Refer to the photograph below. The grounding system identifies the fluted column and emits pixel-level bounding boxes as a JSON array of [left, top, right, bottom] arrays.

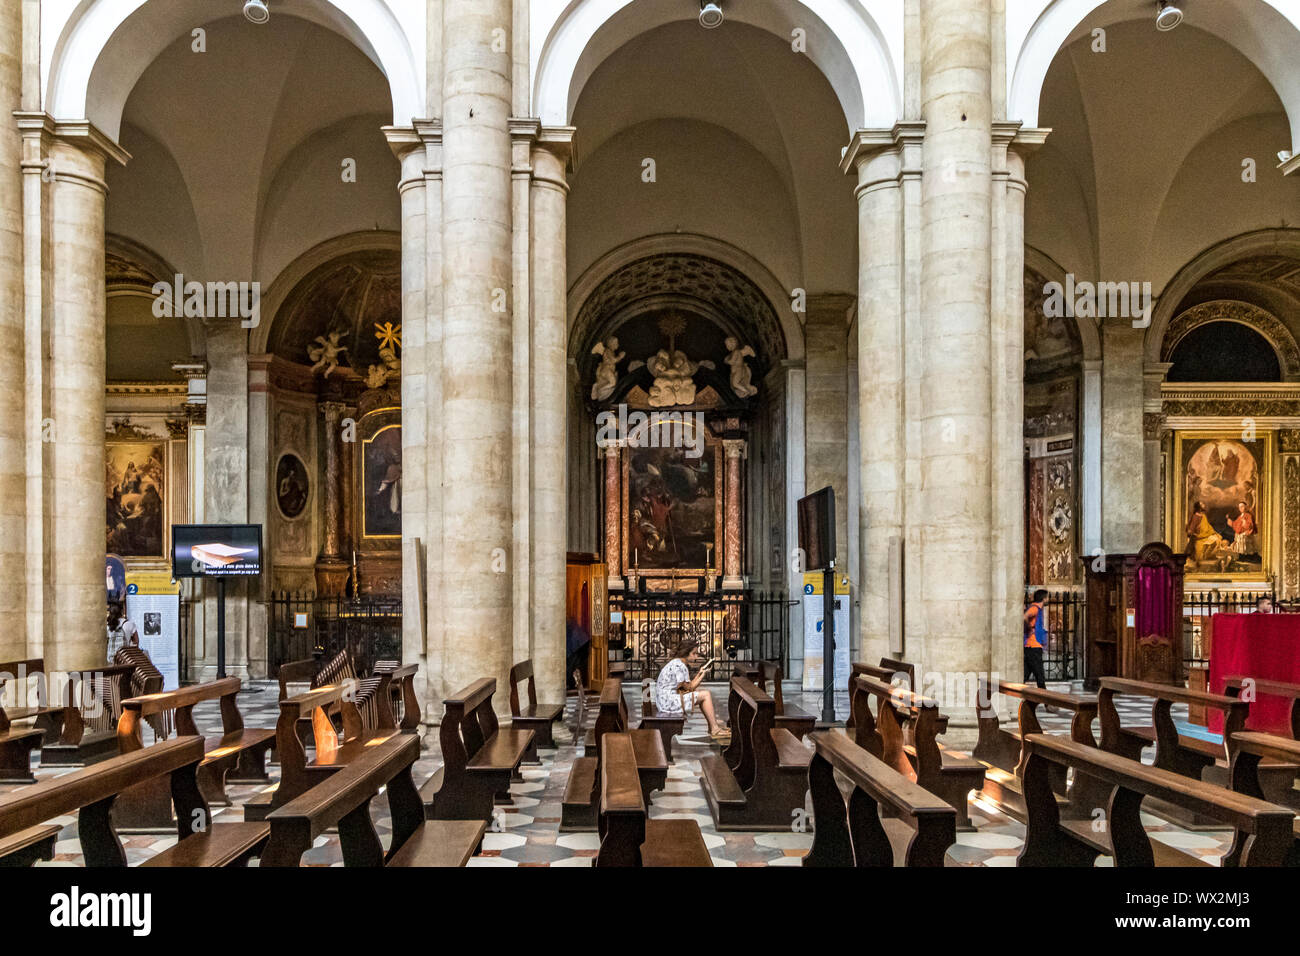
[[723, 439, 746, 589], [530, 131, 572, 704], [919, 0, 993, 682], [440, 0, 514, 697], [47, 129, 123, 671], [0, 0, 24, 662]]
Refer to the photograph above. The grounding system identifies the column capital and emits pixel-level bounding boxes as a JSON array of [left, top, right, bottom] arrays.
[[723, 438, 748, 460], [839, 123, 925, 175], [319, 401, 348, 422], [14, 112, 130, 166]]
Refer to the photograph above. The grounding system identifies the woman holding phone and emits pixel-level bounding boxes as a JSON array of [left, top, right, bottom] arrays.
[[654, 631, 728, 739]]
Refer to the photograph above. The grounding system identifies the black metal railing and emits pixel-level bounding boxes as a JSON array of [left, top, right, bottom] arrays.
[[607, 589, 793, 684], [267, 591, 402, 676], [1027, 589, 1086, 682]]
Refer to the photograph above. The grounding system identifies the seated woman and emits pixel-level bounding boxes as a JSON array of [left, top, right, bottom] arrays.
[[655, 632, 728, 739]]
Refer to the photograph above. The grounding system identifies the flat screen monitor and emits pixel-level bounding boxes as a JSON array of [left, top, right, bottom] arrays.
[[172, 524, 263, 578], [798, 487, 835, 572]]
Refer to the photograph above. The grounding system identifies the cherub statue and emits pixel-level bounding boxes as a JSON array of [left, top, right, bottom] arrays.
[[365, 344, 402, 389], [308, 331, 348, 378], [724, 336, 757, 398], [643, 348, 714, 407], [590, 337, 624, 401]]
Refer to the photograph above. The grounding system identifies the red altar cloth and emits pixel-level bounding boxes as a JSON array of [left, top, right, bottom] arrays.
[[1207, 613, 1300, 735]]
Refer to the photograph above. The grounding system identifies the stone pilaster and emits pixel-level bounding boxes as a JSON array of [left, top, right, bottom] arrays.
[[529, 129, 572, 704], [918, 0, 994, 683], [315, 401, 347, 595], [804, 294, 855, 561], [1143, 362, 1173, 544], [0, 0, 24, 661], [440, 0, 514, 699], [1101, 324, 1146, 552], [723, 439, 747, 589]]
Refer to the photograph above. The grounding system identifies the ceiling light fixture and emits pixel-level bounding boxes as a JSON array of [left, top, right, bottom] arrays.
[[1279, 150, 1294, 164], [1155, 2, 1183, 31], [244, 0, 270, 24], [699, 2, 724, 29]]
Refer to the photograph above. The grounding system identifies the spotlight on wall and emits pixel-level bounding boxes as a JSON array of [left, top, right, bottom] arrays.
[[699, 2, 724, 29], [1280, 151, 1295, 164], [243, 0, 270, 24], [1155, 2, 1183, 31]]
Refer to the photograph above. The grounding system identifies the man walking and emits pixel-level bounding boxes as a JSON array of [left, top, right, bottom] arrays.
[[1023, 588, 1049, 689]]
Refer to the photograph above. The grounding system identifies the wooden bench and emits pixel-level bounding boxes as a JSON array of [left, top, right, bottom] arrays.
[[562, 677, 667, 831], [851, 674, 985, 829], [0, 825, 60, 866], [279, 655, 420, 739], [972, 677, 1101, 820], [423, 678, 534, 826], [749, 660, 816, 739], [637, 679, 685, 762], [509, 659, 564, 760], [0, 736, 269, 867], [701, 676, 811, 830], [1018, 732, 1295, 867], [803, 729, 957, 867], [1226, 731, 1300, 866], [1224, 676, 1300, 739], [1221, 677, 1300, 808], [111, 678, 276, 830], [0, 659, 133, 776], [594, 732, 712, 867], [846, 658, 949, 734], [260, 733, 486, 867], [243, 681, 397, 823]]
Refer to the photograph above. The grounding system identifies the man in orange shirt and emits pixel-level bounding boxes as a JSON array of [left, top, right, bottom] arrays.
[[1023, 588, 1049, 689]]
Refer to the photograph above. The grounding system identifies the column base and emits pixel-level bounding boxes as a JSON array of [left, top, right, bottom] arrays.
[[314, 557, 349, 597], [722, 576, 747, 590]]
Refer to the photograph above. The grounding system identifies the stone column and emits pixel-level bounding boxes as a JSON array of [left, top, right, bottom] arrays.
[[844, 134, 903, 665], [203, 318, 250, 677], [1101, 325, 1146, 552], [0, 0, 24, 662], [603, 443, 622, 585], [1081, 359, 1103, 556], [723, 439, 746, 589], [47, 129, 123, 671], [316, 401, 346, 595], [529, 131, 572, 704], [804, 294, 854, 558], [1143, 362, 1172, 544], [440, 0, 514, 697], [918, 0, 994, 683]]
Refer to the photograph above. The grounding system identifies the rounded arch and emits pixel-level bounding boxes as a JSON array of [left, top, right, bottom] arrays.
[[1008, 0, 1300, 150], [45, 0, 423, 141], [569, 233, 802, 362], [533, 0, 902, 133], [105, 233, 205, 357], [1161, 301, 1300, 381], [1144, 229, 1300, 363], [252, 230, 401, 355], [1025, 245, 1100, 362]]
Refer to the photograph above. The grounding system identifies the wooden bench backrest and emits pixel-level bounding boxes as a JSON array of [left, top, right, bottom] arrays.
[[878, 657, 917, 689], [277, 658, 318, 701], [1224, 677, 1300, 739], [273, 682, 364, 809], [118, 677, 244, 751], [509, 659, 537, 716], [728, 676, 778, 791], [439, 678, 500, 781], [805, 730, 956, 867], [1024, 732, 1294, 864], [261, 733, 424, 867], [1099, 676, 1249, 758], [0, 736, 208, 865], [595, 732, 646, 867], [851, 673, 949, 783]]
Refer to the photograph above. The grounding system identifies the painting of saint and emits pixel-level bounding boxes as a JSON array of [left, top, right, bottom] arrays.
[[363, 424, 401, 537], [1180, 438, 1264, 576], [106, 443, 166, 557], [627, 436, 716, 569], [275, 454, 309, 519]]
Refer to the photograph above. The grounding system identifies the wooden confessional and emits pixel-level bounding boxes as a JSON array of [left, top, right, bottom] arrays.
[[1080, 542, 1185, 690]]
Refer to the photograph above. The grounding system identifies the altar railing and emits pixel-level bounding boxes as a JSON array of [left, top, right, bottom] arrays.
[[267, 590, 402, 676]]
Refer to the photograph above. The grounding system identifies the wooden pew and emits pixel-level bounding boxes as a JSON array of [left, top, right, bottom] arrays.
[[595, 732, 712, 867], [279, 655, 420, 739], [110, 678, 276, 831], [243, 681, 397, 823], [637, 679, 685, 762], [562, 677, 667, 831], [750, 660, 816, 739], [972, 677, 1101, 820], [423, 678, 534, 827], [851, 674, 985, 829], [803, 729, 957, 867], [846, 658, 949, 734], [701, 676, 811, 830], [1226, 731, 1300, 866], [1018, 732, 1295, 867], [1220, 676, 1300, 808], [1224, 676, 1300, 739], [0, 659, 132, 775], [0, 736, 269, 867], [260, 733, 486, 867], [509, 659, 564, 760]]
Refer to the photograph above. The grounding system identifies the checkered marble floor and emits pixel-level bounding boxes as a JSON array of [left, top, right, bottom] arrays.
[[0, 680, 1237, 866]]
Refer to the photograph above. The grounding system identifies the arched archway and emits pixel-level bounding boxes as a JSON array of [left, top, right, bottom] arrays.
[[44, 0, 423, 139], [533, 0, 902, 132]]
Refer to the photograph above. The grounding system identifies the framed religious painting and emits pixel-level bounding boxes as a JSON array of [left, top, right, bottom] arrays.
[[358, 407, 402, 541], [1173, 430, 1273, 582], [106, 441, 167, 558]]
